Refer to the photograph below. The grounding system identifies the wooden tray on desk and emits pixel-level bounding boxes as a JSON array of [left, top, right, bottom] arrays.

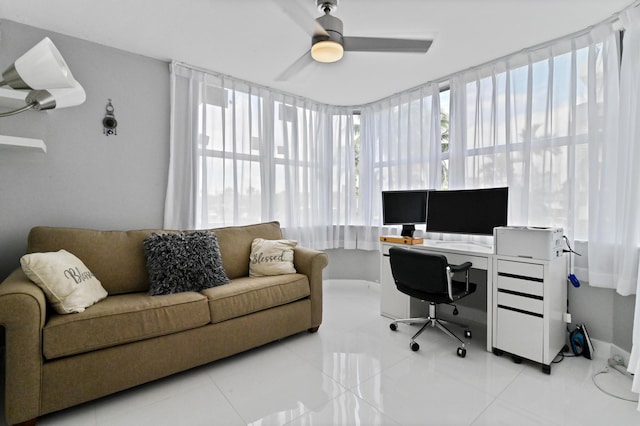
[[379, 236, 424, 245]]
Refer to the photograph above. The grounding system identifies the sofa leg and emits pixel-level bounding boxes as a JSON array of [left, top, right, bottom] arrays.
[[308, 326, 320, 333], [15, 419, 37, 426]]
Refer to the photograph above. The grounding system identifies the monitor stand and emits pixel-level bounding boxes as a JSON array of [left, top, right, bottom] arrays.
[[401, 224, 415, 238]]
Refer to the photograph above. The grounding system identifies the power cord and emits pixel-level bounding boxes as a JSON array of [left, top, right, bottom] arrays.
[[552, 348, 578, 364], [563, 236, 581, 256], [563, 236, 582, 287], [592, 358, 638, 403]]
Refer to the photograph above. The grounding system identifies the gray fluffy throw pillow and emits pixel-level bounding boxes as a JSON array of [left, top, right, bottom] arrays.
[[144, 231, 229, 296]]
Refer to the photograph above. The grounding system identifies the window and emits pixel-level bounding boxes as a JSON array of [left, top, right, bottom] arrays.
[[449, 41, 607, 240], [439, 88, 450, 189]]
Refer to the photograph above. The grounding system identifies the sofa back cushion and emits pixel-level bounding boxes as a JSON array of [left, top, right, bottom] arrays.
[[212, 221, 282, 279], [28, 227, 157, 295], [27, 222, 283, 294]]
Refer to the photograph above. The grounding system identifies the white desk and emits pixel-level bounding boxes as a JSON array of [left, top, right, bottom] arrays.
[[380, 240, 495, 352]]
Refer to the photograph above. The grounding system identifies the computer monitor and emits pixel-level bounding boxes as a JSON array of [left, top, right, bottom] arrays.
[[382, 190, 428, 237], [426, 187, 508, 236]]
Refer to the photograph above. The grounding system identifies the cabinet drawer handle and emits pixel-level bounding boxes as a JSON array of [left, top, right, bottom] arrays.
[[498, 304, 543, 318], [497, 288, 543, 300], [497, 272, 543, 283]]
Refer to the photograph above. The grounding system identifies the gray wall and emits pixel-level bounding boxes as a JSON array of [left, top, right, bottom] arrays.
[[1, 20, 635, 354], [0, 20, 170, 281], [325, 248, 636, 352]]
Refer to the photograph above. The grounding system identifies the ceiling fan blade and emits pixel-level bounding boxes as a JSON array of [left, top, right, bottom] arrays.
[[343, 37, 432, 53], [272, 0, 329, 37], [275, 50, 314, 81]]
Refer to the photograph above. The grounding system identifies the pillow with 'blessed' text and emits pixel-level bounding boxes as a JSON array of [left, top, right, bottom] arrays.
[[249, 238, 297, 277]]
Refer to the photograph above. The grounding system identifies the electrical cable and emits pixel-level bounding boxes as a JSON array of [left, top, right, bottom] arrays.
[[552, 351, 578, 364], [592, 364, 639, 403], [563, 235, 582, 288], [563, 236, 582, 256]]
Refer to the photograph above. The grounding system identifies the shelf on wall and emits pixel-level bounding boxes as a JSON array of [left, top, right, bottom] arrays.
[[0, 135, 46, 153]]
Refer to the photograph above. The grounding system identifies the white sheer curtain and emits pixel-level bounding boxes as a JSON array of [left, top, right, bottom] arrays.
[[613, 5, 640, 408], [589, 6, 640, 297], [448, 23, 617, 247], [358, 84, 442, 249], [165, 62, 356, 249]]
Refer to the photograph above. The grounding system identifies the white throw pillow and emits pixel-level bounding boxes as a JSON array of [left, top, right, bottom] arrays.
[[20, 249, 108, 314], [249, 238, 297, 277]]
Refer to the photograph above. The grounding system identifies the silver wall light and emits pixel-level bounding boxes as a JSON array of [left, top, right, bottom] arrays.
[[0, 37, 86, 117], [102, 99, 117, 136]]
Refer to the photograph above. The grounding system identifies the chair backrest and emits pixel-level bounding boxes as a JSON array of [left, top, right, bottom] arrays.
[[388, 247, 450, 299]]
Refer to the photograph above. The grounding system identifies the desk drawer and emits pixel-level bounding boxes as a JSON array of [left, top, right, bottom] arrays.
[[382, 244, 488, 269], [496, 306, 543, 362], [441, 253, 488, 270], [497, 260, 543, 279], [497, 291, 543, 315], [416, 247, 488, 269], [497, 275, 543, 297]]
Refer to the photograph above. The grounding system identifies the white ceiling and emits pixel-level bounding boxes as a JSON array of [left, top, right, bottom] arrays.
[[0, 0, 633, 106]]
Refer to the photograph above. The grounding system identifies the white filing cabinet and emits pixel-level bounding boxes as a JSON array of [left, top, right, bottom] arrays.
[[492, 255, 567, 374]]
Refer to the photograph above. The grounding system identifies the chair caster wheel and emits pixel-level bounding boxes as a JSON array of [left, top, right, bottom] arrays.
[[511, 355, 522, 364], [464, 329, 472, 339], [410, 342, 420, 351], [389, 323, 397, 331], [457, 347, 466, 358]]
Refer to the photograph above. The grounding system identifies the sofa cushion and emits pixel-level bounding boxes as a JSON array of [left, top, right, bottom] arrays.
[[43, 291, 210, 360], [212, 221, 283, 279], [201, 274, 310, 323], [144, 231, 229, 295], [27, 227, 158, 295], [249, 238, 297, 277], [20, 249, 108, 314]]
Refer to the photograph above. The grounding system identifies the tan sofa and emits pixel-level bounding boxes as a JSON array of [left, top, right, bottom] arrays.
[[0, 221, 328, 426]]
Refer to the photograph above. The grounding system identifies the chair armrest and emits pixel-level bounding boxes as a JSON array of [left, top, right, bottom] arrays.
[[293, 246, 329, 329], [0, 269, 48, 425], [449, 262, 472, 272]]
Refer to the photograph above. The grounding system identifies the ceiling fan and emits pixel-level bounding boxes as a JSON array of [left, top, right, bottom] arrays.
[[275, 0, 433, 80]]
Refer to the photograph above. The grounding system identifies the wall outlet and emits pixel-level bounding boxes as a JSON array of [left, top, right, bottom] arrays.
[[563, 313, 572, 323]]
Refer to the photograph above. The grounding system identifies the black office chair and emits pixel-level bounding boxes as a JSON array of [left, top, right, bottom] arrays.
[[388, 246, 477, 357]]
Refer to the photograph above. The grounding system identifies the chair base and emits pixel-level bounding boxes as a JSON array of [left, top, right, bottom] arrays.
[[390, 302, 471, 357]]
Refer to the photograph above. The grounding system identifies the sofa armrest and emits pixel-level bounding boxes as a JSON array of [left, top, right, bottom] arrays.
[[0, 269, 47, 425], [293, 247, 328, 330]]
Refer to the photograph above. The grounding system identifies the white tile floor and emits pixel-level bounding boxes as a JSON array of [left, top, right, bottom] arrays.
[[7, 279, 640, 426]]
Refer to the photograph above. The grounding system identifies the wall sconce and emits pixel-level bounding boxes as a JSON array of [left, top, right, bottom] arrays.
[[0, 37, 86, 117], [103, 99, 117, 136]]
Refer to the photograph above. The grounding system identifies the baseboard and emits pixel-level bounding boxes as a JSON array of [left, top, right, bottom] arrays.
[[585, 339, 631, 366]]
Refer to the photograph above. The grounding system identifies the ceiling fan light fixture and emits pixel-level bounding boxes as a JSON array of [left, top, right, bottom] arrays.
[[311, 40, 344, 63]]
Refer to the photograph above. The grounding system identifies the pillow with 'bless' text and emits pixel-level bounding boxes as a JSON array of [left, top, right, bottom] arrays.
[[249, 238, 297, 277], [20, 249, 108, 314]]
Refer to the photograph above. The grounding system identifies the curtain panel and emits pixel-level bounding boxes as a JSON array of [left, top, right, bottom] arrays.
[[448, 22, 619, 264], [589, 8, 640, 297], [165, 63, 357, 250], [357, 84, 442, 249], [616, 4, 640, 408]]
